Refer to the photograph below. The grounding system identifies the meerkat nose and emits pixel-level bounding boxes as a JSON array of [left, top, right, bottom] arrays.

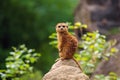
[[61, 28, 63, 30]]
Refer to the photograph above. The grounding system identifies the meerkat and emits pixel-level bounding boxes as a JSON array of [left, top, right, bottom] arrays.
[[56, 22, 82, 71]]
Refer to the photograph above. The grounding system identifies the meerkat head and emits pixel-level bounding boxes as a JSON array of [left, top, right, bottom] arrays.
[[56, 23, 68, 33]]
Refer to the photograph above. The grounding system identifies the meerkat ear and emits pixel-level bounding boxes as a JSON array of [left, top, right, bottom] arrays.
[[65, 22, 69, 28], [66, 26, 68, 28]]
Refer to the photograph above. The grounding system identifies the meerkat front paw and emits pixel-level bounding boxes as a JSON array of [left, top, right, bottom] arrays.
[[59, 48, 62, 52], [60, 57, 65, 60], [55, 58, 60, 62]]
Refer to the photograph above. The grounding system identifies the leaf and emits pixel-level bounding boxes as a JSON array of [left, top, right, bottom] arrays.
[[24, 54, 31, 59], [49, 40, 58, 45], [6, 56, 14, 61], [81, 57, 90, 61], [86, 63, 95, 67], [28, 49, 34, 53], [74, 22, 81, 27], [69, 26, 74, 29], [20, 44, 26, 49], [10, 52, 15, 55], [82, 24, 87, 28], [33, 53, 41, 57], [49, 33, 57, 39], [30, 57, 36, 63], [0, 70, 6, 73], [110, 48, 117, 53]]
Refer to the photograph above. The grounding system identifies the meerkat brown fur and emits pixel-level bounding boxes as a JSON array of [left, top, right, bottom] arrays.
[[56, 23, 82, 70]]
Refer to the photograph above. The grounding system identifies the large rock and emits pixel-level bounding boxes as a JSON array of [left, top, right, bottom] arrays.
[[42, 59, 89, 80]]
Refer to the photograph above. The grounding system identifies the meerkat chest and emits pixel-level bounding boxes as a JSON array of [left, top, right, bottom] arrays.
[[60, 35, 73, 45]]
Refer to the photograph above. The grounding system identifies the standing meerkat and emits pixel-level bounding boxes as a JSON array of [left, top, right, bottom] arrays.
[[56, 22, 82, 70]]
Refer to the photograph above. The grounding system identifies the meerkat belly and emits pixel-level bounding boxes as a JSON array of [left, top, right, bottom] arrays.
[[60, 38, 74, 59]]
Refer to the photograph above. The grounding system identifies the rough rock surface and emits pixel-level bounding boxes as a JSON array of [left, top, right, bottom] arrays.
[[42, 59, 89, 80]]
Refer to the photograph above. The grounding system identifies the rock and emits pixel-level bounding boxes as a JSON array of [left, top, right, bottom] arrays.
[[42, 59, 89, 80]]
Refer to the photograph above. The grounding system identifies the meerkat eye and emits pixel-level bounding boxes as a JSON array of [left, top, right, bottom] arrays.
[[58, 26, 61, 28], [66, 26, 68, 28], [62, 26, 65, 28]]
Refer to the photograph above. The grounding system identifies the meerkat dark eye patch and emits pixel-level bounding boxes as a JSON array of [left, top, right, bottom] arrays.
[[66, 26, 68, 28], [58, 26, 61, 28], [62, 26, 65, 28]]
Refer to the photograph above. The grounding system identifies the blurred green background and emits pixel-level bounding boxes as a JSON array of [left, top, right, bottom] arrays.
[[0, 0, 79, 76]]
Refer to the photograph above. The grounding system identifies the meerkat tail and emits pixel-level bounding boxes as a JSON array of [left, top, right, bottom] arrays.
[[72, 57, 83, 71]]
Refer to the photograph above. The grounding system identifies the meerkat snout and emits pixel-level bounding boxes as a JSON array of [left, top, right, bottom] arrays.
[[60, 28, 63, 30]]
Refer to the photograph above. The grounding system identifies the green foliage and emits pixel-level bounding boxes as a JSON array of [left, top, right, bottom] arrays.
[[78, 31, 117, 74], [19, 71, 42, 80], [0, 45, 41, 80], [49, 22, 119, 79], [49, 33, 57, 48], [94, 72, 120, 80]]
